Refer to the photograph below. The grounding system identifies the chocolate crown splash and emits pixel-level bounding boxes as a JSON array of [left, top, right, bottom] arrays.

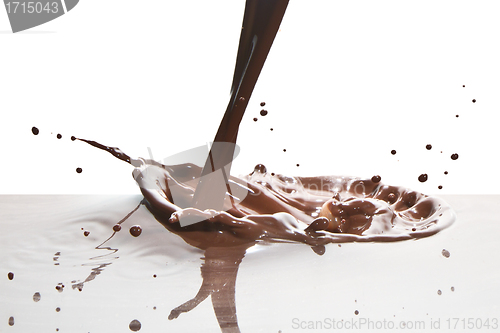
[[76, 135, 454, 332]]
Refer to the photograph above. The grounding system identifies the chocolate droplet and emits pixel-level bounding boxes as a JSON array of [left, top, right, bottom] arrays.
[[8, 316, 14, 326], [426, 144, 432, 150], [391, 150, 397, 155], [253, 164, 267, 174], [451, 153, 459, 160], [354, 310, 359, 315], [437, 290, 442, 295], [130, 225, 142, 237], [71, 136, 76, 141], [442, 249, 450, 258], [260, 110, 268, 116], [76, 167, 83, 173], [56, 307, 61, 312], [371, 175, 381, 183], [472, 99, 476, 103], [451, 286, 455, 292], [438, 185, 443, 190], [444, 171, 448, 175], [129, 319, 142, 331], [418, 174, 428, 183], [33, 292, 41, 302], [253, 117, 258, 122], [260, 102, 266, 107], [57, 134, 62, 139], [8, 272, 14, 280], [270, 128, 273, 131], [83, 231, 90, 237], [113, 224, 122, 232], [283, 149, 286, 152], [31, 127, 39, 135]]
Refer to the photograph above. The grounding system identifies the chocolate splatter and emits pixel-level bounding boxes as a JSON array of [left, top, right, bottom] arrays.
[[426, 144, 432, 150], [56, 307, 61, 312], [472, 99, 476, 103], [33, 292, 41, 302], [83, 231, 90, 237], [451, 286, 455, 292], [354, 310, 359, 315], [260, 102, 266, 106], [76, 167, 83, 173], [253, 117, 258, 122], [113, 224, 122, 232], [130, 225, 142, 237], [444, 171, 448, 175], [57, 134, 62, 139], [71, 136, 76, 141], [371, 175, 381, 183], [418, 174, 428, 183], [260, 109, 268, 116], [129, 319, 141, 331], [8, 316, 14, 326], [438, 185, 443, 190], [7, 272, 14, 280], [451, 153, 459, 160], [391, 150, 397, 155], [31, 127, 39, 135], [437, 290, 442, 295], [442, 249, 450, 258]]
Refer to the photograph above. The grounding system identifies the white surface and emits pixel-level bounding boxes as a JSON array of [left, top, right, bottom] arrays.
[[0, 195, 499, 332], [1, 1, 500, 194]]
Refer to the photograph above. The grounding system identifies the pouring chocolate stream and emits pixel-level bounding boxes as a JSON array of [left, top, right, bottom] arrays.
[[191, 0, 289, 212]]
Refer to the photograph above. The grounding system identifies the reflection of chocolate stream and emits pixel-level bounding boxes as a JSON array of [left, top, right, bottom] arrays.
[[168, 245, 249, 333], [71, 201, 143, 291]]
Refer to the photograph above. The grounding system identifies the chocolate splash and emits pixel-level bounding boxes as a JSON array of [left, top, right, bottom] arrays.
[[76, 135, 454, 331], [66, 1, 454, 331]]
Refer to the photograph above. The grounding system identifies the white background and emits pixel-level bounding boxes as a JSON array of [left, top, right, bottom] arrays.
[[1, 0, 499, 194]]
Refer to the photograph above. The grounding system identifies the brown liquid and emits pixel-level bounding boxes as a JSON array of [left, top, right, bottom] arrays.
[[129, 225, 142, 237], [7, 272, 14, 280], [418, 174, 428, 182], [63, 1, 455, 331], [129, 319, 141, 331]]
